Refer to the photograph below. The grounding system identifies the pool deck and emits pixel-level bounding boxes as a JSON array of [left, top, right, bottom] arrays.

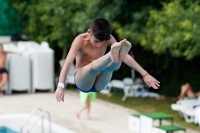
[[0, 90, 199, 133]]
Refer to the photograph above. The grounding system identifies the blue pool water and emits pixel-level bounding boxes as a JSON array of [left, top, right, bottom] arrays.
[[0, 126, 18, 133]]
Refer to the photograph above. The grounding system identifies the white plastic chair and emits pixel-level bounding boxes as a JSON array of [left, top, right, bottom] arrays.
[[122, 78, 134, 101], [110, 80, 124, 89], [194, 106, 200, 126], [122, 77, 152, 101], [18, 41, 55, 93], [109, 79, 125, 101], [2, 43, 31, 94], [7, 54, 31, 94], [108, 77, 150, 101], [100, 82, 112, 95], [171, 99, 200, 123], [109, 78, 141, 101]]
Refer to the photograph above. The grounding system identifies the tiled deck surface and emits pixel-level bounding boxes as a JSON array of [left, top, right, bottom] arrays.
[[0, 90, 199, 133]]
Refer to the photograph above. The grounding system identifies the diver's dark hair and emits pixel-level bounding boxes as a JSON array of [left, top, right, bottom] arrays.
[[90, 18, 111, 41]]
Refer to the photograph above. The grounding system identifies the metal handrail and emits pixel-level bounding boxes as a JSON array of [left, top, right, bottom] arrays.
[[20, 108, 51, 133], [27, 110, 51, 133], [20, 108, 43, 132]]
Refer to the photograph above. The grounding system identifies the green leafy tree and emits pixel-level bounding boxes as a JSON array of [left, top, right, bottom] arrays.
[[7, 0, 200, 97], [8, 0, 92, 55], [141, 0, 200, 60], [0, 0, 22, 35], [7, 0, 166, 53]]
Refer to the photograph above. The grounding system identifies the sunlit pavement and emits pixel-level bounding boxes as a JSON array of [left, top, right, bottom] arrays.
[[0, 90, 199, 133]]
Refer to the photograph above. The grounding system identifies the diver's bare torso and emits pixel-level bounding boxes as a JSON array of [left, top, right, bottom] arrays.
[[75, 33, 111, 71]]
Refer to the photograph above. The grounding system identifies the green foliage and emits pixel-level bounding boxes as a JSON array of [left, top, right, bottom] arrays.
[[141, 0, 200, 60], [7, 0, 200, 60], [159, 56, 200, 96], [7, 0, 166, 52], [6, 0, 200, 97], [8, 0, 129, 52], [7, 0, 93, 52], [0, 0, 22, 35]]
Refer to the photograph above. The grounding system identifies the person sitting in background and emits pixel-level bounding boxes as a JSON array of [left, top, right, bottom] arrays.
[[177, 82, 200, 100], [0, 44, 20, 96], [0, 44, 9, 96]]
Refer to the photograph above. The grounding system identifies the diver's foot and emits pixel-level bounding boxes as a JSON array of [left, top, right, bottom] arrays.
[[119, 39, 132, 61], [110, 42, 123, 63]]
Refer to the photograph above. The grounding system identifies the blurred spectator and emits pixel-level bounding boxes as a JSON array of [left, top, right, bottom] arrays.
[[0, 44, 20, 96], [11, 34, 29, 41], [76, 92, 96, 120], [177, 82, 200, 100], [0, 44, 9, 96], [135, 77, 144, 85]]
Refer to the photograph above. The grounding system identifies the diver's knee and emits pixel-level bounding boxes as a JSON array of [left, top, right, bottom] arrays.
[[106, 61, 121, 71], [90, 61, 100, 72]]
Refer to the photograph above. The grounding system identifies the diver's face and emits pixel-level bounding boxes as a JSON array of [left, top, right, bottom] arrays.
[[89, 34, 106, 48]]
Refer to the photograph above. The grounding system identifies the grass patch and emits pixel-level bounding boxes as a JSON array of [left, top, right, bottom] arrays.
[[96, 92, 200, 131], [67, 86, 200, 131]]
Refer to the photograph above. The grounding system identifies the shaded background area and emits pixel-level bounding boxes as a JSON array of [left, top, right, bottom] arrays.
[[1, 0, 200, 97]]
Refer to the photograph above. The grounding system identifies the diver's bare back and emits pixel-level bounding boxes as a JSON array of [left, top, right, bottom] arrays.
[[75, 33, 109, 71]]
